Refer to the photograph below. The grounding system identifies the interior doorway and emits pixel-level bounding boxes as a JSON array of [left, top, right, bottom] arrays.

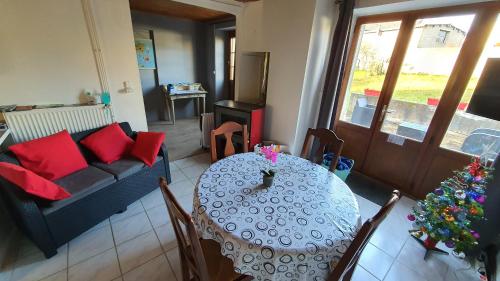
[[129, 0, 236, 161], [226, 30, 236, 100]]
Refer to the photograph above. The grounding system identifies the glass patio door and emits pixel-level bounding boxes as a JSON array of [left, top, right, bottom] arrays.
[[362, 14, 476, 188], [378, 14, 475, 142], [339, 21, 402, 128]]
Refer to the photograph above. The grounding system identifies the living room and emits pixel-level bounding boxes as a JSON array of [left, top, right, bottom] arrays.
[[0, 1, 499, 281]]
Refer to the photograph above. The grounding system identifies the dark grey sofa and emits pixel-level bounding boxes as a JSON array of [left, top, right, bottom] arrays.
[[0, 122, 171, 258]]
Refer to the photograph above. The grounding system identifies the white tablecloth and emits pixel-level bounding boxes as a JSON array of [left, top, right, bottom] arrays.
[[193, 153, 361, 281]]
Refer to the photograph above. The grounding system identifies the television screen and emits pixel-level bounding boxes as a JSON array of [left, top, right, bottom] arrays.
[[467, 58, 500, 121]]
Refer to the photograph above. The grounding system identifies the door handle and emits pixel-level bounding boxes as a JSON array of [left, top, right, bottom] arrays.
[[379, 104, 388, 122]]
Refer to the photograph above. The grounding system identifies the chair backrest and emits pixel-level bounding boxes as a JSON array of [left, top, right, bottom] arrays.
[[159, 177, 210, 281], [328, 190, 401, 281], [210, 121, 248, 163], [300, 128, 344, 172]]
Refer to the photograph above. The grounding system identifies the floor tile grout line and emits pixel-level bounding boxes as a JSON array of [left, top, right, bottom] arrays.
[[34, 269, 67, 281], [164, 251, 180, 281], [111, 199, 178, 275], [109, 217, 125, 277], [66, 239, 116, 270], [381, 235, 415, 281], [120, 249, 165, 276], [112, 215, 153, 246], [358, 264, 381, 281], [141, 184, 180, 279], [32, 244, 69, 281], [367, 240, 396, 260]]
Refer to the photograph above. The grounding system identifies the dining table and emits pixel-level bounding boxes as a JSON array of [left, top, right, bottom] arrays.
[[192, 152, 361, 281]]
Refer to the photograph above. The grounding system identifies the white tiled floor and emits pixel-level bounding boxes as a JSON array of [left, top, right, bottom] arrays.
[[1, 152, 482, 281]]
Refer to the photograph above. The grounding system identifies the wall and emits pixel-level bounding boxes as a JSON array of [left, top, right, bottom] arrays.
[[0, 0, 101, 105], [0, 0, 148, 131], [131, 11, 209, 120], [294, 0, 338, 156], [235, 0, 315, 154]]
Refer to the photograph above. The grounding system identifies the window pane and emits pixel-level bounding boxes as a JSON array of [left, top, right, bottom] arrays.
[[230, 37, 236, 53], [380, 15, 475, 141], [339, 21, 402, 127], [229, 52, 235, 80], [441, 14, 500, 159]]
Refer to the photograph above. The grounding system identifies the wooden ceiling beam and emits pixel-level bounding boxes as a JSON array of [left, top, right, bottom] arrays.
[[129, 0, 234, 22]]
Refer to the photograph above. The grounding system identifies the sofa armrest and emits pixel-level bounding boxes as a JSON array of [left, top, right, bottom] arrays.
[[158, 143, 172, 184], [0, 178, 58, 257]]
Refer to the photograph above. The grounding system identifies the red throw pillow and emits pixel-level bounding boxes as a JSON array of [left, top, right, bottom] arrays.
[[130, 132, 165, 167], [0, 162, 71, 200], [80, 123, 134, 164], [10, 130, 88, 180]]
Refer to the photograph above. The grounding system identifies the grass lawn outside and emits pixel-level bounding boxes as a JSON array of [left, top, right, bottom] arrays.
[[349, 70, 478, 104]]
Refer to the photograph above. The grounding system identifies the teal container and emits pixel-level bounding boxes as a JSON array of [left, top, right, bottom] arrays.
[[334, 164, 354, 182], [101, 91, 111, 105], [322, 153, 354, 182]]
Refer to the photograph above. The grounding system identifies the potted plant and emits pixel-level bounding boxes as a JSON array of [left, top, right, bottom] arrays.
[[260, 146, 277, 187]]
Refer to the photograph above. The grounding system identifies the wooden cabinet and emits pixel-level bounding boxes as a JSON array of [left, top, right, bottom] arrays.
[[214, 100, 265, 151]]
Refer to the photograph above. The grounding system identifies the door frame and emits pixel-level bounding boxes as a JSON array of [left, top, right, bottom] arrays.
[[225, 30, 236, 100], [333, 2, 500, 196]]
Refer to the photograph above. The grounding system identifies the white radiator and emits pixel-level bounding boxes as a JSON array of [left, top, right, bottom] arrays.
[[3, 105, 113, 143], [201, 113, 214, 148]]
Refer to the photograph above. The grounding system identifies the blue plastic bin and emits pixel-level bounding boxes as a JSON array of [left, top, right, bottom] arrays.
[[322, 153, 354, 181]]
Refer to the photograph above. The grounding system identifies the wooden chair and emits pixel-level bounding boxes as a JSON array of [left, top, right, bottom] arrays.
[[300, 128, 344, 172], [327, 190, 401, 281], [210, 121, 248, 163], [159, 177, 252, 281]]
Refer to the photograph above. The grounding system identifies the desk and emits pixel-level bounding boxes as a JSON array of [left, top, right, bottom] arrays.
[[161, 86, 207, 125]]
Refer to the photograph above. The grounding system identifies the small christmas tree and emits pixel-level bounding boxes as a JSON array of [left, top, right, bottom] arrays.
[[407, 158, 493, 255]]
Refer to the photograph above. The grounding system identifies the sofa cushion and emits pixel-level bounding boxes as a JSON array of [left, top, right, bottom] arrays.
[[130, 132, 165, 167], [80, 123, 134, 164], [71, 122, 133, 163], [92, 158, 145, 180], [0, 162, 71, 200], [41, 166, 116, 215], [9, 130, 88, 180]]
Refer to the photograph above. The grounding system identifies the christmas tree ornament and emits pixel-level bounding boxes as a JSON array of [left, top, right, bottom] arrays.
[[407, 158, 493, 260]]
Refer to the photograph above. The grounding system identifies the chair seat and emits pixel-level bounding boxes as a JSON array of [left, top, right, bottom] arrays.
[[197, 239, 246, 281]]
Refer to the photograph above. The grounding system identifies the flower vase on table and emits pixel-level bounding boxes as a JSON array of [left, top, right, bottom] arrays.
[[259, 145, 278, 188]]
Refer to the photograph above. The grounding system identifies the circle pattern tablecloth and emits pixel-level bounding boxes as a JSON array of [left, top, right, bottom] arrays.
[[193, 153, 361, 281]]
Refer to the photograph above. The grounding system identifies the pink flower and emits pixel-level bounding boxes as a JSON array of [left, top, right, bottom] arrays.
[[270, 152, 277, 163], [261, 146, 278, 163]]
